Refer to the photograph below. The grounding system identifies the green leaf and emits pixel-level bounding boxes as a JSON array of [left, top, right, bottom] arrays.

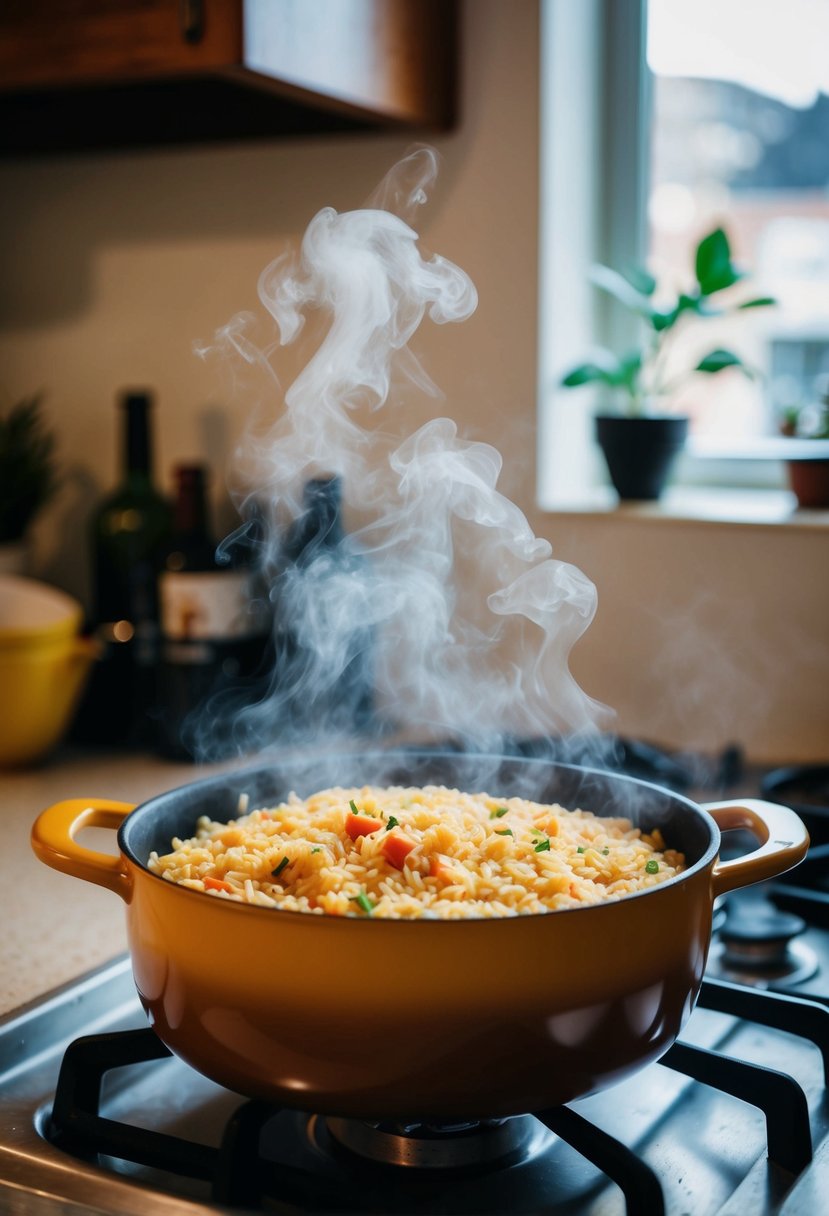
[[589, 264, 655, 317], [561, 359, 620, 388], [651, 308, 678, 333], [737, 296, 776, 310], [694, 349, 744, 374], [695, 228, 744, 295], [621, 266, 657, 296], [677, 293, 703, 315]]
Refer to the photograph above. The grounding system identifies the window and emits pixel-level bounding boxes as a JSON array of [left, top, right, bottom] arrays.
[[538, 0, 829, 507], [648, 0, 829, 448]]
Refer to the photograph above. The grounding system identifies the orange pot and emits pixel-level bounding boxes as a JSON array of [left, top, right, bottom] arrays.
[[31, 753, 808, 1118]]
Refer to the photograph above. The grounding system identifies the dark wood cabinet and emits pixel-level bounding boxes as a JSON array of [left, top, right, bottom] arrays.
[[0, 0, 457, 155]]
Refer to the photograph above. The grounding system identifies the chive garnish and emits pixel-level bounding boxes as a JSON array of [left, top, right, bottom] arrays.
[[386, 815, 399, 832], [351, 890, 375, 915], [495, 828, 513, 837], [534, 839, 551, 853], [646, 858, 659, 874], [602, 848, 610, 856], [577, 846, 586, 854], [490, 806, 508, 819], [311, 847, 322, 854], [271, 856, 290, 878], [349, 799, 360, 815]]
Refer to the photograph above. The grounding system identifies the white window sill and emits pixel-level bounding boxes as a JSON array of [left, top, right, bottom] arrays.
[[541, 486, 829, 530]]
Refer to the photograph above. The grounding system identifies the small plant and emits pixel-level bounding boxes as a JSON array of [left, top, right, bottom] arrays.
[[0, 396, 59, 543], [778, 380, 829, 439], [561, 227, 775, 416]]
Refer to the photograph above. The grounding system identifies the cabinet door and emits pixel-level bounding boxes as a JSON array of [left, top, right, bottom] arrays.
[[0, 0, 242, 91]]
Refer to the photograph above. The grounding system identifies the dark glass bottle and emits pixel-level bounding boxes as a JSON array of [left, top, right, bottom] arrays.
[[156, 465, 269, 759], [276, 475, 374, 738], [81, 389, 171, 745]]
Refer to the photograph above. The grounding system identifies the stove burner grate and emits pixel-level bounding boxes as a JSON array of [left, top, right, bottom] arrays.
[[40, 977, 829, 1214]]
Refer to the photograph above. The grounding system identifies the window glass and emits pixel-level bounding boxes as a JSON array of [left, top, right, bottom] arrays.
[[647, 0, 829, 445]]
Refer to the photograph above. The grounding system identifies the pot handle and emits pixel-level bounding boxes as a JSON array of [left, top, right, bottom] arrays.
[[704, 799, 809, 897], [31, 798, 135, 902]]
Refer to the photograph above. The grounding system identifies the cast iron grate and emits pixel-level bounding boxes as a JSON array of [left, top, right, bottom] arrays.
[[45, 978, 829, 1214]]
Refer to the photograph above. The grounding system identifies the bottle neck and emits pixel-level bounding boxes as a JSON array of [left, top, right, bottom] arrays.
[[296, 477, 345, 551], [122, 395, 154, 483], [173, 468, 210, 539]]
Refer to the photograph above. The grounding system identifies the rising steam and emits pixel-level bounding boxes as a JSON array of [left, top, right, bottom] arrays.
[[192, 147, 608, 760]]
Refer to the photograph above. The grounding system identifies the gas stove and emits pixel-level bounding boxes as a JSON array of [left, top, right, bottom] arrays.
[[3, 758, 829, 1215]]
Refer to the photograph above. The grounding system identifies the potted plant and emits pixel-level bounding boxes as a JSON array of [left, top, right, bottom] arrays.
[[0, 396, 59, 572], [560, 227, 775, 500], [778, 386, 829, 508]]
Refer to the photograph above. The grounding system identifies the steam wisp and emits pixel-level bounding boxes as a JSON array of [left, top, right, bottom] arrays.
[[193, 148, 608, 760]]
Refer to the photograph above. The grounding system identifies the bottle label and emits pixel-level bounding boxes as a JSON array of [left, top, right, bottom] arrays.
[[160, 571, 266, 641]]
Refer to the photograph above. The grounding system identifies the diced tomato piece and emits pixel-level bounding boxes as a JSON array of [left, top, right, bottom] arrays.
[[380, 832, 416, 870], [204, 876, 233, 893], [345, 812, 382, 840]]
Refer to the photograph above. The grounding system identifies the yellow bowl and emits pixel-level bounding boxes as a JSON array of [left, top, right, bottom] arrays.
[[0, 576, 96, 767]]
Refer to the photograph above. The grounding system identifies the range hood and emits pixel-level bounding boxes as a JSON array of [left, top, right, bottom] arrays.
[[0, 0, 457, 156]]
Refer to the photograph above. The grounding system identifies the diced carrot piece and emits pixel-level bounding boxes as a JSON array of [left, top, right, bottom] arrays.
[[345, 812, 382, 840], [380, 832, 416, 870], [429, 855, 452, 881], [204, 876, 233, 893]]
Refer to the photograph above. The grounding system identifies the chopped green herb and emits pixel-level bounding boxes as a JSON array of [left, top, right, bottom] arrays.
[[577, 846, 586, 854], [351, 890, 375, 915], [271, 856, 290, 878], [645, 858, 659, 874], [602, 848, 610, 856], [349, 799, 360, 815], [385, 815, 399, 832], [534, 839, 551, 853], [311, 847, 322, 854], [490, 806, 509, 819], [495, 828, 513, 837]]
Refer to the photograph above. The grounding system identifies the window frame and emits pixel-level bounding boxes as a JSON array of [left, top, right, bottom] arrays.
[[537, 0, 791, 510]]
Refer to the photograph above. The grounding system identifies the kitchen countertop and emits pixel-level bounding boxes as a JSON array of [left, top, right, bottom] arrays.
[[0, 747, 232, 1018]]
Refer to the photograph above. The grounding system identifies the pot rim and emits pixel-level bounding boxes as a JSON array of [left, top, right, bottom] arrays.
[[118, 751, 721, 925]]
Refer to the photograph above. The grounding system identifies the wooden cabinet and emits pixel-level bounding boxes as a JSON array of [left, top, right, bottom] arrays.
[[0, 0, 457, 155]]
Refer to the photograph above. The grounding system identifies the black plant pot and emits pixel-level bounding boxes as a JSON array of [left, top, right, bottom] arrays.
[[595, 415, 689, 501]]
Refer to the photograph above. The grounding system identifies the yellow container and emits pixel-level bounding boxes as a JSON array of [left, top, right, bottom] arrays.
[[0, 575, 95, 767]]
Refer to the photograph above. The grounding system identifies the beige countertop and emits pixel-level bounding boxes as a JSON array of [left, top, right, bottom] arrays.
[[0, 747, 231, 1018]]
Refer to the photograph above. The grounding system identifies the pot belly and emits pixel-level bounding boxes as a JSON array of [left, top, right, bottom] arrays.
[[136, 976, 694, 1117], [126, 868, 712, 1117]]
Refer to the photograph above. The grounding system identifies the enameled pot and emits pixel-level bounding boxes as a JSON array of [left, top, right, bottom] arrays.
[[31, 751, 808, 1119]]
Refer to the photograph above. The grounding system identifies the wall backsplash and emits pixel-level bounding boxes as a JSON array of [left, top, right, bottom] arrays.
[[1, 0, 826, 764]]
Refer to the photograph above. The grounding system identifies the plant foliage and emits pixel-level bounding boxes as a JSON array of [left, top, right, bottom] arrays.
[[0, 396, 59, 542], [560, 227, 775, 416]]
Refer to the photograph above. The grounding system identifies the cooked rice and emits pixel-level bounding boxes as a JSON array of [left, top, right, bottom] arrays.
[[147, 784, 685, 920]]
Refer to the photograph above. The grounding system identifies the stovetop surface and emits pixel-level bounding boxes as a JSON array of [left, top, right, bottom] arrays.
[[2, 946, 828, 1216], [3, 751, 829, 1216]]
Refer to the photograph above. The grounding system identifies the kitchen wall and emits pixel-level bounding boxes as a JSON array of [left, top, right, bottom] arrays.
[[0, 0, 826, 764]]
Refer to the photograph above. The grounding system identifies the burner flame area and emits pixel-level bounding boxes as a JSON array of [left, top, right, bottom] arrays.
[[321, 1114, 542, 1170]]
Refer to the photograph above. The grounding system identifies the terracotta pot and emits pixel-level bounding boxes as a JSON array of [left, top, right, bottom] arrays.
[[31, 752, 807, 1118], [595, 415, 689, 501], [786, 458, 829, 509]]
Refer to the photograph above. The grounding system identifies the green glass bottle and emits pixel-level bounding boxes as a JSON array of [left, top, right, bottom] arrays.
[[85, 389, 172, 744]]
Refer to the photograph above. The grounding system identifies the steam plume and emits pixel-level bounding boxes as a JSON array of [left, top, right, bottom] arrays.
[[192, 147, 608, 759]]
